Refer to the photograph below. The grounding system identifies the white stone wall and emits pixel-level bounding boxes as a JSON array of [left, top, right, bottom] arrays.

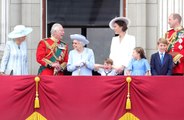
[[127, 0, 159, 61]]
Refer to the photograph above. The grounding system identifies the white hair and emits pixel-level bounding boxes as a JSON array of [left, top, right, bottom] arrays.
[[50, 23, 62, 35]]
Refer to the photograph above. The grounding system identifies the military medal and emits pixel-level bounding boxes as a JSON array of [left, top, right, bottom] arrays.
[[178, 45, 183, 50], [178, 37, 183, 50], [179, 38, 183, 43]]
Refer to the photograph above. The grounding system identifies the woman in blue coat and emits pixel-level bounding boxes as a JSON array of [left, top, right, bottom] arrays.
[[67, 34, 95, 76], [0, 25, 32, 75]]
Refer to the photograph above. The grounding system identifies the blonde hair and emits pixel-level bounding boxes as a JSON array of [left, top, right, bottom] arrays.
[[104, 58, 113, 65], [157, 38, 168, 45]]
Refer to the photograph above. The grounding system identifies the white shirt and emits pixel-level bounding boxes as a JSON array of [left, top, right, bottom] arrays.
[[158, 51, 165, 59], [109, 34, 135, 68], [97, 68, 117, 76]]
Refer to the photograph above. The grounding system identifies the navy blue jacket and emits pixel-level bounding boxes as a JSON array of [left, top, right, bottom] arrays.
[[150, 52, 173, 75]]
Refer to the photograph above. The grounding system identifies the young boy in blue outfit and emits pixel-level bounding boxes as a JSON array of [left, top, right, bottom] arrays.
[[150, 38, 173, 75], [94, 58, 117, 76]]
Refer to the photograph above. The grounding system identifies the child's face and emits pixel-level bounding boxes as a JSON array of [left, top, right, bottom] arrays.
[[158, 43, 167, 53], [104, 62, 112, 70], [132, 50, 140, 59]]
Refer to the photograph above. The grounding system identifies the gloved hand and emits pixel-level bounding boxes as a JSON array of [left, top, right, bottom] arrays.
[[74, 61, 85, 68], [80, 60, 86, 66]]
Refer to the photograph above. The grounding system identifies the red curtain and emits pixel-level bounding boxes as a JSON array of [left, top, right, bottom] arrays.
[[0, 76, 184, 120]]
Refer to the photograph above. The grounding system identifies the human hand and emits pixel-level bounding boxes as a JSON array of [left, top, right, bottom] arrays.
[[94, 64, 104, 70], [80, 60, 86, 66], [0, 72, 5, 75], [145, 71, 151, 76], [51, 62, 59, 67], [52, 62, 61, 71], [115, 66, 124, 74], [75, 61, 85, 67], [126, 70, 131, 76]]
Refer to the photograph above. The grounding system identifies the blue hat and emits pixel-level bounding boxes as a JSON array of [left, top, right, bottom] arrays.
[[70, 34, 89, 45], [8, 25, 33, 39]]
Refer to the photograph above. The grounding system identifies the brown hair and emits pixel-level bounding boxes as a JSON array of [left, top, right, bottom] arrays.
[[114, 20, 128, 32], [157, 38, 168, 45], [172, 13, 182, 24], [104, 58, 113, 65], [134, 47, 146, 59]]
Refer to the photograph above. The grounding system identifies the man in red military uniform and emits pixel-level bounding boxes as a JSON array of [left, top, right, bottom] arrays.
[[36, 23, 68, 75], [165, 13, 184, 75]]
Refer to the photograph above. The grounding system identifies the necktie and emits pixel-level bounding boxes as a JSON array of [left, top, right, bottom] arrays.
[[160, 53, 164, 65], [104, 70, 112, 76]]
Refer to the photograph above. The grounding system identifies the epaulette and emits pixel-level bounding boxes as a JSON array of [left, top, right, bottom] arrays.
[[42, 38, 49, 41], [167, 29, 174, 32]]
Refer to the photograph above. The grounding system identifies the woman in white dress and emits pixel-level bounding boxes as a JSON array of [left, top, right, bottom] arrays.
[[0, 25, 32, 75], [109, 17, 135, 75]]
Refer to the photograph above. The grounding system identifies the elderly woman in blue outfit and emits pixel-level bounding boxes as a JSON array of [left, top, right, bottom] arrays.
[[67, 34, 95, 76], [0, 25, 32, 75]]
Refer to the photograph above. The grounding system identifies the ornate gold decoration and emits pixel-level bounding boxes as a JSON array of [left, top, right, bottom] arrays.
[[173, 53, 183, 64], [119, 77, 140, 120], [26, 77, 47, 120], [34, 76, 40, 108], [119, 112, 139, 120], [26, 112, 47, 120], [126, 77, 132, 110]]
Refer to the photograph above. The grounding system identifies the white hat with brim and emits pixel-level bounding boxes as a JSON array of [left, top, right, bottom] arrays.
[[109, 17, 130, 29], [8, 25, 33, 39], [70, 34, 89, 45]]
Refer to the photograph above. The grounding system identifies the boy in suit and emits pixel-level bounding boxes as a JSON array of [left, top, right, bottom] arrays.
[[150, 38, 173, 75]]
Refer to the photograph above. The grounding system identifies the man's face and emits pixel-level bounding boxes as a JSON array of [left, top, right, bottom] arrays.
[[55, 26, 65, 40], [168, 15, 178, 28], [158, 43, 167, 53]]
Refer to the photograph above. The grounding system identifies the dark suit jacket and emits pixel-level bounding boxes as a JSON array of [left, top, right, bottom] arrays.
[[150, 52, 173, 75]]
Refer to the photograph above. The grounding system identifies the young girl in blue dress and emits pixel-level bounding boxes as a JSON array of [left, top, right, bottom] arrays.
[[126, 47, 151, 76]]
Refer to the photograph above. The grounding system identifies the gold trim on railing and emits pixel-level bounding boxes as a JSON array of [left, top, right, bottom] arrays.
[[26, 77, 47, 120], [126, 77, 132, 110], [119, 77, 140, 120], [34, 76, 40, 108]]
